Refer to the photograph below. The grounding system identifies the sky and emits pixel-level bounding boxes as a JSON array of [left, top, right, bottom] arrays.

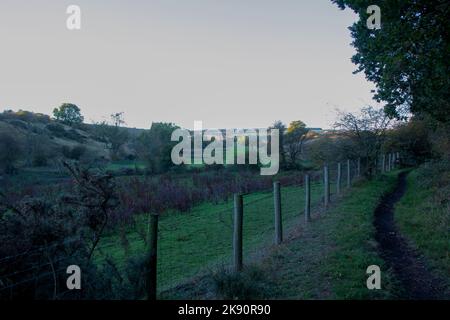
[[0, 0, 377, 130]]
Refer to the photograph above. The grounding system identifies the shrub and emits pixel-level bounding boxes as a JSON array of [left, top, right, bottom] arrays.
[[210, 265, 273, 299], [0, 133, 23, 174], [32, 152, 49, 167], [7, 119, 29, 130], [71, 145, 87, 160], [0, 163, 122, 299], [46, 123, 66, 136], [0, 110, 51, 124]]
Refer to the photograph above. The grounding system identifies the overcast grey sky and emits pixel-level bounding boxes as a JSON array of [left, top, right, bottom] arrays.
[[0, 0, 376, 129]]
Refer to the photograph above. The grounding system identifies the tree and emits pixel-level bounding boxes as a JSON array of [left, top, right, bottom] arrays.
[[110, 112, 126, 127], [94, 113, 129, 160], [332, 0, 449, 123], [0, 162, 121, 299], [285, 120, 309, 169], [62, 162, 118, 260], [384, 118, 432, 165], [135, 122, 179, 173], [334, 106, 393, 177], [271, 121, 287, 169], [307, 134, 338, 167], [53, 103, 84, 125]]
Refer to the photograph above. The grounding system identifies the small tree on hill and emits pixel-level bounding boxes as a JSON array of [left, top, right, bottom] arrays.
[[53, 103, 84, 126], [94, 112, 129, 160], [334, 106, 393, 177], [285, 120, 309, 169]]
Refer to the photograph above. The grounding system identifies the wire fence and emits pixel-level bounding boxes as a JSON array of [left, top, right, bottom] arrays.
[[0, 153, 400, 299]]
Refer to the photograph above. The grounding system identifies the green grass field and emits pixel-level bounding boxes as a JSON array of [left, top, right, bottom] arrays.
[[250, 172, 399, 299], [160, 172, 401, 299], [96, 180, 327, 292], [106, 160, 146, 171]]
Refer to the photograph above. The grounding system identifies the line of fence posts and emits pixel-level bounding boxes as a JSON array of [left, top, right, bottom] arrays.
[[273, 182, 283, 245], [336, 163, 342, 195], [233, 193, 244, 273], [305, 174, 311, 223], [347, 159, 351, 188], [357, 158, 361, 177], [387, 154, 390, 172], [379, 152, 402, 173], [11, 153, 407, 299], [147, 214, 159, 300], [324, 165, 330, 208], [385, 152, 398, 172], [230, 160, 358, 273], [145, 155, 385, 298]]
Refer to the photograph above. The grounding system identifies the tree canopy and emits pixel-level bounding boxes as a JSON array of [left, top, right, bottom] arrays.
[[332, 0, 449, 123], [53, 103, 84, 125], [94, 113, 129, 160], [285, 121, 309, 169], [135, 122, 179, 173]]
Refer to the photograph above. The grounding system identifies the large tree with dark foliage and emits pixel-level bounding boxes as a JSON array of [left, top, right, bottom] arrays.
[[285, 120, 309, 169], [135, 122, 179, 173], [94, 112, 129, 160], [53, 103, 84, 125], [333, 0, 449, 123]]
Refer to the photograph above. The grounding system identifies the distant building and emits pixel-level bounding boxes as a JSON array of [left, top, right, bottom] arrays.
[[307, 127, 323, 133]]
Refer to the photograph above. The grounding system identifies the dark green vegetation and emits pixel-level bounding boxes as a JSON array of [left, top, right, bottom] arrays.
[[53, 103, 84, 126], [333, 0, 449, 123]]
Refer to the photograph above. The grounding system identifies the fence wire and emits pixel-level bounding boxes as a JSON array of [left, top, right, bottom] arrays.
[[1, 159, 378, 299]]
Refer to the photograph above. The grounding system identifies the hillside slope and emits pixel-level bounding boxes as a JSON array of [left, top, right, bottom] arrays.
[[0, 111, 145, 166]]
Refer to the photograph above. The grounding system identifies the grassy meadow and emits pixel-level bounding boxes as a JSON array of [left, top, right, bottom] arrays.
[[161, 172, 402, 299], [95, 180, 326, 292]]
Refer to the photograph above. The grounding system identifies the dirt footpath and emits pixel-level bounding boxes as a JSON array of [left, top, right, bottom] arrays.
[[374, 171, 448, 299]]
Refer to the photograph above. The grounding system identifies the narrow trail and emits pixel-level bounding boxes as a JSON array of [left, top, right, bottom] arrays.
[[374, 171, 446, 299]]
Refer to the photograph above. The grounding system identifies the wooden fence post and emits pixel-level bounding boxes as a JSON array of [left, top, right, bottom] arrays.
[[233, 193, 243, 272], [357, 158, 361, 177], [382, 155, 386, 173], [147, 214, 159, 300], [324, 165, 330, 208], [347, 159, 351, 188], [305, 174, 311, 223], [273, 182, 282, 245], [388, 153, 392, 172], [336, 163, 342, 195]]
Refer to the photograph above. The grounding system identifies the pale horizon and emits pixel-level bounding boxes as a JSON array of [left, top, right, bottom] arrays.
[[0, 0, 378, 130]]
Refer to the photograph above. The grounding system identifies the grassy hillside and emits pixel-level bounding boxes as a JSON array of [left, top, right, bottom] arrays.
[[0, 114, 109, 163]]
